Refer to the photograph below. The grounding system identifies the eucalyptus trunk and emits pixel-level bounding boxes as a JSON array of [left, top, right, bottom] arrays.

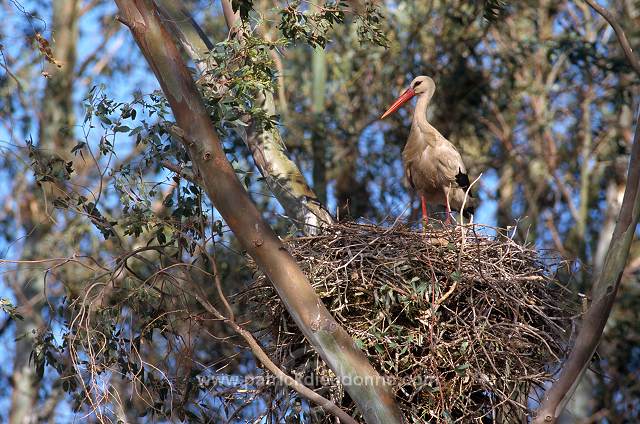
[[10, 1, 80, 423], [310, 4, 328, 205], [113, 2, 403, 422]]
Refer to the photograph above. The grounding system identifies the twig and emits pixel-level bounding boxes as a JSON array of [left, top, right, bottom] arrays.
[[459, 172, 482, 229], [160, 160, 200, 183], [582, 0, 640, 76], [187, 263, 358, 424]]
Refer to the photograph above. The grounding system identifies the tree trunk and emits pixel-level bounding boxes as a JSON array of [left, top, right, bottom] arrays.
[[594, 104, 633, 276], [10, 2, 80, 423], [157, 0, 333, 234], [113, 2, 403, 422], [335, 142, 371, 220], [496, 160, 514, 228], [310, 7, 327, 205]]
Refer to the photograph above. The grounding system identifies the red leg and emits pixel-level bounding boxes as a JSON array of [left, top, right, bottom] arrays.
[[421, 195, 428, 228]]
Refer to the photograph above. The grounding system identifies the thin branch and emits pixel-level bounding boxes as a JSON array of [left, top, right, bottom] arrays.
[[545, 214, 568, 257], [161, 160, 200, 184], [582, 0, 640, 76], [552, 171, 581, 224], [200, 247, 234, 321], [188, 265, 358, 424]]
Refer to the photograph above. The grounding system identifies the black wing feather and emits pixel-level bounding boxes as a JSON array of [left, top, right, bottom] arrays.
[[455, 168, 473, 197], [406, 166, 416, 189], [454, 168, 476, 217]]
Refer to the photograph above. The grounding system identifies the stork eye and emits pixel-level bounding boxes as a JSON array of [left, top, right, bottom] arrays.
[[414, 81, 422, 87]]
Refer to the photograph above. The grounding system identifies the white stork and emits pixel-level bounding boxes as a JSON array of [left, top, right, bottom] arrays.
[[381, 76, 477, 225]]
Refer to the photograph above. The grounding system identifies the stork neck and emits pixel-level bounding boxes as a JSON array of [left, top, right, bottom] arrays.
[[412, 93, 432, 128]]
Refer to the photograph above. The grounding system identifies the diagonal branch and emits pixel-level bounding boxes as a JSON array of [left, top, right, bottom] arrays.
[[112, 1, 403, 423], [533, 2, 640, 417], [582, 0, 640, 75], [534, 104, 640, 422], [186, 255, 358, 424]]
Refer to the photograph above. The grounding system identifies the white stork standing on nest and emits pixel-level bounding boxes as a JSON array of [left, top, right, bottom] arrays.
[[380, 76, 477, 225]]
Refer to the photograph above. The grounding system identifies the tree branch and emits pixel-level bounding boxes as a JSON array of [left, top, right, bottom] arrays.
[[533, 104, 640, 423], [582, 0, 640, 75], [160, 160, 200, 184], [112, 1, 402, 422], [187, 256, 358, 424], [156, 0, 334, 233], [534, 3, 640, 422]]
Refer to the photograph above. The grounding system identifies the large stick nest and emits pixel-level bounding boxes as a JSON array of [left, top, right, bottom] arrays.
[[246, 222, 576, 422]]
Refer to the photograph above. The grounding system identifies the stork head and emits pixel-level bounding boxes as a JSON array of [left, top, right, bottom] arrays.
[[411, 76, 436, 96], [380, 76, 436, 119]]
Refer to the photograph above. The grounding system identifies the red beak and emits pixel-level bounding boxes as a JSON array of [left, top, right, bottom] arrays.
[[380, 87, 416, 119]]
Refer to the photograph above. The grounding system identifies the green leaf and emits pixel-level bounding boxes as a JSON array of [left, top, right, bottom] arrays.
[[455, 362, 470, 375]]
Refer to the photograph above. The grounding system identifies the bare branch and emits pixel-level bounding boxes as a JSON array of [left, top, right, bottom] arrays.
[[160, 160, 200, 184], [187, 258, 358, 424], [583, 0, 640, 76], [534, 105, 640, 423]]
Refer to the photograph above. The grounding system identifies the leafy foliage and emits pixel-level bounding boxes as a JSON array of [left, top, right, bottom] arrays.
[[0, 299, 23, 321], [199, 32, 281, 131], [278, 1, 346, 48], [354, 1, 389, 47], [231, 0, 254, 21]]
